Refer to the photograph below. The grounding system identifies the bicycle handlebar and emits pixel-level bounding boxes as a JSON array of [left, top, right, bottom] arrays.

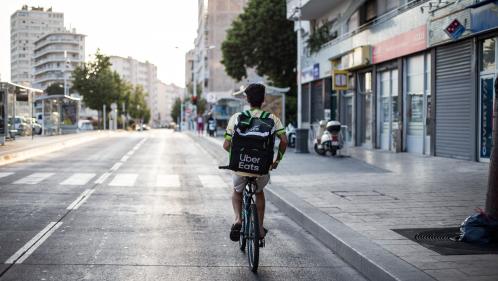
[[218, 165, 230, 170]]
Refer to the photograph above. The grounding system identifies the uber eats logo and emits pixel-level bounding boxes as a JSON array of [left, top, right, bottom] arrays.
[[238, 153, 261, 172]]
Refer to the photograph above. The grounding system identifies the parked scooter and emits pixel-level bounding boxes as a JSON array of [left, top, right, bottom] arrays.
[[286, 123, 296, 148], [314, 120, 343, 156]]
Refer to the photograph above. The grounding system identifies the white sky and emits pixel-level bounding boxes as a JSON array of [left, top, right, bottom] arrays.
[[0, 0, 198, 87]]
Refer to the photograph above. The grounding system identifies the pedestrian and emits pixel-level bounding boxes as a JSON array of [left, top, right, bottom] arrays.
[[196, 114, 204, 136]]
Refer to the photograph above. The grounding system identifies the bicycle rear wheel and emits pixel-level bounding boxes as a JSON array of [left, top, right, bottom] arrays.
[[247, 204, 260, 272]]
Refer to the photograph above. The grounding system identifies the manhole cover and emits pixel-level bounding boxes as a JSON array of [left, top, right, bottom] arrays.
[[393, 228, 498, 255]]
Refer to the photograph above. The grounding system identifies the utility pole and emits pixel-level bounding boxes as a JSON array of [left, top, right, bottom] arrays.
[[103, 104, 107, 130], [485, 78, 498, 218]]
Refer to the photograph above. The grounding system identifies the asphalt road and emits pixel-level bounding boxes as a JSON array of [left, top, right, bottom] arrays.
[[0, 130, 367, 281]]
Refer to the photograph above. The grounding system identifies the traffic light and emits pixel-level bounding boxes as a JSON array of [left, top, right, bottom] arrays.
[[191, 96, 197, 105]]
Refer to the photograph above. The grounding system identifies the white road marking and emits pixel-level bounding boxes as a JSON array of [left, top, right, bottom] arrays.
[[120, 155, 129, 162], [109, 173, 138, 187], [94, 172, 111, 184], [199, 175, 226, 188], [110, 162, 123, 171], [0, 172, 14, 179], [72, 189, 95, 209], [60, 173, 95, 186], [66, 189, 92, 210], [155, 175, 180, 187], [5, 222, 62, 264], [13, 173, 54, 185]]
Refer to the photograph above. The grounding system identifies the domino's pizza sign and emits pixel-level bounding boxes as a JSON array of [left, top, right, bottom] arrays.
[[444, 19, 465, 41]]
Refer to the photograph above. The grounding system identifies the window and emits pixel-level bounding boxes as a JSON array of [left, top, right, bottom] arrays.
[[360, 0, 377, 25], [481, 38, 496, 73]]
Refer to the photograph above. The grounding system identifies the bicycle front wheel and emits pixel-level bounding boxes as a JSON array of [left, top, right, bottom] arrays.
[[239, 217, 246, 251], [247, 204, 260, 272]]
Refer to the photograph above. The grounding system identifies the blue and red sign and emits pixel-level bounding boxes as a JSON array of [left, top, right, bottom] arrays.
[[444, 19, 466, 40]]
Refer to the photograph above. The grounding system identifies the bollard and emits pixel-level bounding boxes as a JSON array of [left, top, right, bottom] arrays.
[[295, 128, 309, 153]]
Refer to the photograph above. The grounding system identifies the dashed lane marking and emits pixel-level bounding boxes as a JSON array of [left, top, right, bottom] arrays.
[[66, 189, 92, 210], [0, 172, 14, 179], [60, 173, 96, 186], [94, 172, 111, 184], [13, 173, 54, 185], [72, 189, 95, 209], [109, 173, 138, 187]]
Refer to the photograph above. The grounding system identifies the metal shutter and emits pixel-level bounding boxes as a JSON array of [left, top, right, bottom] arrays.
[[435, 39, 473, 160]]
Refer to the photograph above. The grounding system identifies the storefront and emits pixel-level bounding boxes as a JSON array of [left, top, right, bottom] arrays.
[[478, 36, 497, 162]]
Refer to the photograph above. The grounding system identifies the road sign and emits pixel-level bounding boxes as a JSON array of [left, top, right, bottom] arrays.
[[332, 70, 349, 91]]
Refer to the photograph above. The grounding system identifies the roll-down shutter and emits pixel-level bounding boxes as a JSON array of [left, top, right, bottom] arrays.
[[435, 39, 473, 160]]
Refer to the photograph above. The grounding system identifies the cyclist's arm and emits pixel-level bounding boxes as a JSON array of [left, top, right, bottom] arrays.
[[276, 133, 287, 162], [223, 139, 231, 152]]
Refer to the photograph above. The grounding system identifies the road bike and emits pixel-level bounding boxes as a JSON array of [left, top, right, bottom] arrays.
[[219, 166, 261, 272]]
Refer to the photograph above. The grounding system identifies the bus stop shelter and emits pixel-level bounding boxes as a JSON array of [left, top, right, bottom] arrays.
[[0, 82, 43, 145], [35, 95, 80, 136]]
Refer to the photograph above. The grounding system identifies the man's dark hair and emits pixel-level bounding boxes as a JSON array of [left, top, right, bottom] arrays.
[[245, 83, 265, 107]]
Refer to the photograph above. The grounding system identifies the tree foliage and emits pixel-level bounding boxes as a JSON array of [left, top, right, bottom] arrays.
[[171, 97, 182, 123], [71, 50, 151, 126], [45, 83, 64, 96], [221, 0, 297, 122]]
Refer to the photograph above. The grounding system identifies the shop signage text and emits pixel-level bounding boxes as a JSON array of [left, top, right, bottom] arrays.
[[301, 63, 320, 83], [332, 69, 349, 91], [372, 25, 427, 64]]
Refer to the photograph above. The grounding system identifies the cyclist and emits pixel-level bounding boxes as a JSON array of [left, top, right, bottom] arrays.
[[223, 83, 288, 242]]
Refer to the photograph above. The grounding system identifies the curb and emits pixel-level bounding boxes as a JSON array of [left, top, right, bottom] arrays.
[[0, 132, 114, 167], [265, 185, 436, 281]]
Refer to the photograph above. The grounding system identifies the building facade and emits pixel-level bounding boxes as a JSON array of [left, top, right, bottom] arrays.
[[156, 81, 185, 125], [109, 56, 158, 125], [287, 0, 498, 162], [10, 5, 64, 86], [32, 29, 86, 91]]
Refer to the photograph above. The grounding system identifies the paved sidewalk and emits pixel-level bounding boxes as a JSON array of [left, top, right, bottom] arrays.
[[0, 131, 120, 166], [195, 134, 497, 281]]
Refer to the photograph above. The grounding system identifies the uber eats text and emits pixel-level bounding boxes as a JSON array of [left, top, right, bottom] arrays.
[[238, 153, 261, 172]]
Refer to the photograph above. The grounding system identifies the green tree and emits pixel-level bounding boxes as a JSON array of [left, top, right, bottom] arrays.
[[72, 50, 123, 128], [45, 83, 64, 96], [221, 0, 297, 123], [128, 85, 150, 124], [171, 97, 182, 123]]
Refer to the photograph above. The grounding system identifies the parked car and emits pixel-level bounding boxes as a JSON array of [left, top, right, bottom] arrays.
[[29, 118, 42, 135], [13, 116, 31, 136], [78, 120, 94, 131]]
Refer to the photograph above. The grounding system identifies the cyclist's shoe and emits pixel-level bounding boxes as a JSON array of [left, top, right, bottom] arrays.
[[230, 223, 242, 242]]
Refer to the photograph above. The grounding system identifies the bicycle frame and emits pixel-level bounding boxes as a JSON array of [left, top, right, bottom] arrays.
[[241, 178, 257, 239]]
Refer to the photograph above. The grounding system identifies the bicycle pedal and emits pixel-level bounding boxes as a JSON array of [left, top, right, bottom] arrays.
[[259, 238, 265, 248]]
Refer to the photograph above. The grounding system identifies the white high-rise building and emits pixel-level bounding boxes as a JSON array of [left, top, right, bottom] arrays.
[[33, 29, 85, 91], [109, 56, 157, 124], [10, 5, 64, 86]]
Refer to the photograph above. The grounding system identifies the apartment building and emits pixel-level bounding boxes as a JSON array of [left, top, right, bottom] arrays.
[[10, 5, 64, 86], [156, 81, 185, 125], [287, 0, 498, 162], [32, 29, 86, 91], [109, 56, 157, 125]]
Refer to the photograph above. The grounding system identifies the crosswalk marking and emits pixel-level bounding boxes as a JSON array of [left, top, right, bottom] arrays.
[[13, 173, 54, 185], [155, 175, 180, 187], [109, 173, 138, 187], [60, 173, 96, 186], [199, 175, 226, 188], [0, 172, 14, 179]]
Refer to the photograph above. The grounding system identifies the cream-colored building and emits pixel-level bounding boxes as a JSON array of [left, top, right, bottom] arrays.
[[33, 29, 85, 90], [10, 5, 65, 86], [192, 0, 262, 102], [109, 56, 157, 124], [156, 81, 184, 125]]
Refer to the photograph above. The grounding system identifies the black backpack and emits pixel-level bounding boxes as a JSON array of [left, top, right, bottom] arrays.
[[228, 110, 276, 175]]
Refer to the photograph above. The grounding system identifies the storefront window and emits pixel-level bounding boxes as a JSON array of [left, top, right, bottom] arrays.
[[481, 38, 496, 73]]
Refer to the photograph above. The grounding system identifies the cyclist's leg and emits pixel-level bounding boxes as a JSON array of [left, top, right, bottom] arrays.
[[232, 175, 247, 224], [255, 175, 270, 237]]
